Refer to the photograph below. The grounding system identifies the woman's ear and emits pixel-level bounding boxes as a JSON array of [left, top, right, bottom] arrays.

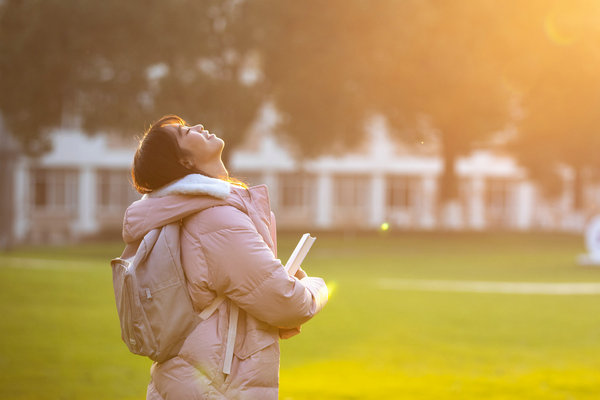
[[180, 157, 195, 170]]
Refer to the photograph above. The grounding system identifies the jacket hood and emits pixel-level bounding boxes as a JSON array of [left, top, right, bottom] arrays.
[[122, 174, 272, 244]]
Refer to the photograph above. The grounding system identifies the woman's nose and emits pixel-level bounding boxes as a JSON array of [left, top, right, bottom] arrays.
[[192, 124, 205, 131]]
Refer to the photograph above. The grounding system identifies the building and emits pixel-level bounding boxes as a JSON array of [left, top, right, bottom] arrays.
[[12, 130, 139, 243], [7, 117, 596, 244], [230, 123, 535, 232]]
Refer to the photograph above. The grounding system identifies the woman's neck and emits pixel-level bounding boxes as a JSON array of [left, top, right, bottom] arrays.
[[199, 158, 229, 180]]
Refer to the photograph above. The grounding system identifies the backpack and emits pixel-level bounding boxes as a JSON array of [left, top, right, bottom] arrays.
[[110, 222, 202, 363]]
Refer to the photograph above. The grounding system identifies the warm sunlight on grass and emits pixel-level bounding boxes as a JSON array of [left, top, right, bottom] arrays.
[[2, 233, 600, 399]]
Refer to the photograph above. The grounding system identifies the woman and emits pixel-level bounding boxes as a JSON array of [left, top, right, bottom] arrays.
[[123, 115, 328, 399]]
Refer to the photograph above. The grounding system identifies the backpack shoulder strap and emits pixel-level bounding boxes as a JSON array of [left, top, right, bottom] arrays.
[[198, 295, 225, 320]]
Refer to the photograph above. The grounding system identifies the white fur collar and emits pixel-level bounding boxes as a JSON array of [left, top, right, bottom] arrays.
[[143, 174, 231, 199]]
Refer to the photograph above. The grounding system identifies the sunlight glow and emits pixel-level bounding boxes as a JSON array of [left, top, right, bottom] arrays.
[[544, 13, 576, 46], [327, 281, 338, 300], [541, 2, 593, 47]]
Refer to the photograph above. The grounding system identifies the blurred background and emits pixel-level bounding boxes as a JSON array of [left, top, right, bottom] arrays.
[[1, 1, 600, 399], [2, 0, 600, 244]]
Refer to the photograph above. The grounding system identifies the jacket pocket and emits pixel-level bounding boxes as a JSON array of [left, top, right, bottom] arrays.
[[233, 328, 278, 360]]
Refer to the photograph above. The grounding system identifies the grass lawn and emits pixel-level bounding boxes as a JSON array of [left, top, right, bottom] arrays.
[[1, 232, 600, 399]]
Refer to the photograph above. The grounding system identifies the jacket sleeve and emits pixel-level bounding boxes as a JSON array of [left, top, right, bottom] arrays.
[[193, 206, 328, 329]]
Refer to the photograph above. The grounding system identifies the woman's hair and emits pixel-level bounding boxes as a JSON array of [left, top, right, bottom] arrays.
[[131, 115, 200, 194], [131, 114, 247, 194]]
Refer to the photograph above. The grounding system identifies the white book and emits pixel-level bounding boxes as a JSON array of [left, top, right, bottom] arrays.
[[284, 233, 316, 276]]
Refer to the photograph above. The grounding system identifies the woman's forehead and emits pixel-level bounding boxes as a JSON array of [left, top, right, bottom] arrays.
[[162, 123, 182, 134]]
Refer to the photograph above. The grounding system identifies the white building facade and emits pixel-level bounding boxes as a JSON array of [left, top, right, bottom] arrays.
[[229, 129, 536, 232], [9, 123, 597, 244], [12, 131, 139, 243]]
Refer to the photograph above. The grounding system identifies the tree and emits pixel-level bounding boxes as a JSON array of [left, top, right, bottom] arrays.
[[242, 0, 513, 211], [378, 1, 514, 203], [0, 0, 261, 158], [239, 0, 377, 157], [507, 0, 600, 212]]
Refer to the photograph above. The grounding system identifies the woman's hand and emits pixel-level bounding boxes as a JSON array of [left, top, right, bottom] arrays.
[[294, 267, 307, 280], [279, 326, 301, 339]]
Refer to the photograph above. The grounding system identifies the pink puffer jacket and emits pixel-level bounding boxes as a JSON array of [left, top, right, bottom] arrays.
[[121, 181, 328, 400]]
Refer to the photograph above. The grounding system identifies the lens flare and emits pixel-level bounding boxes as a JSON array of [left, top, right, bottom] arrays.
[[380, 222, 390, 231], [326, 281, 338, 299], [544, 15, 573, 45], [543, 7, 582, 46]]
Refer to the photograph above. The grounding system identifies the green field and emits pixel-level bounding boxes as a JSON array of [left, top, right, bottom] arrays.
[[1, 232, 600, 399]]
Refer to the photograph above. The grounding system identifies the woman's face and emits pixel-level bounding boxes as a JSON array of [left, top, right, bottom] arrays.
[[168, 123, 225, 169]]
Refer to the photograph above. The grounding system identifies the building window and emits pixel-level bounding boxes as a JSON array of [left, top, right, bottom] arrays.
[[386, 176, 417, 210], [30, 168, 78, 212], [459, 178, 472, 215], [334, 175, 369, 210], [584, 183, 600, 211], [486, 179, 513, 226], [33, 174, 47, 207], [97, 169, 139, 211], [279, 172, 315, 210]]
